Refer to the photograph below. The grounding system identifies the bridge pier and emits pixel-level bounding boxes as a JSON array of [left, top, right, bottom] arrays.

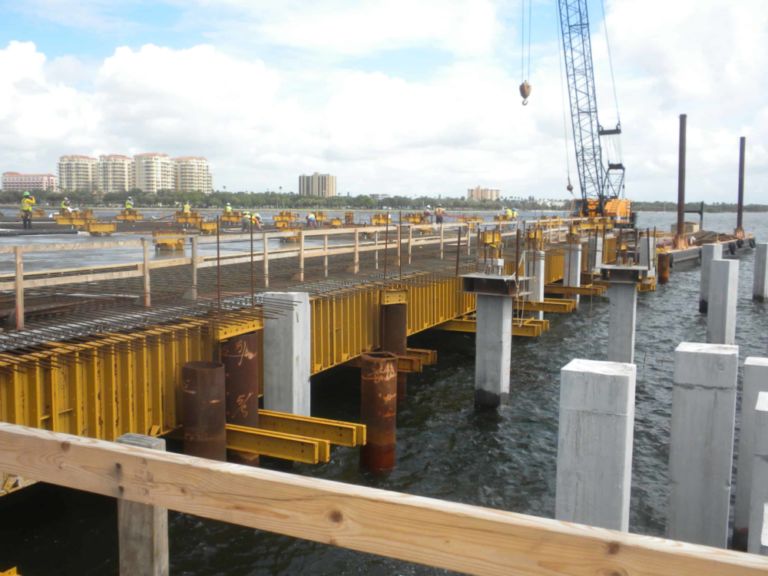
[[564, 241, 582, 306], [526, 250, 545, 320], [707, 259, 739, 345], [754, 243, 768, 301], [474, 293, 512, 410], [699, 243, 722, 313], [263, 292, 311, 416], [749, 392, 768, 555]]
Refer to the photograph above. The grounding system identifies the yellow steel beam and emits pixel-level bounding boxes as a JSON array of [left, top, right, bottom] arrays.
[[0, 568, 18, 576], [513, 299, 577, 313], [258, 409, 366, 447], [406, 348, 438, 366], [226, 424, 331, 464], [346, 354, 424, 373], [436, 317, 550, 338], [544, 284, 607, 297]]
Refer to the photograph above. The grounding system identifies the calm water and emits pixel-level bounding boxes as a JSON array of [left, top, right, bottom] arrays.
[[0, 211, 766, 575]]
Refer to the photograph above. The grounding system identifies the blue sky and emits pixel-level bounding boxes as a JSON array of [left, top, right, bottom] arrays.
[[0, 0, 765, 201]]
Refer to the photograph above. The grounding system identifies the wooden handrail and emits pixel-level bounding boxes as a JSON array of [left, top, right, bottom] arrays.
[[0, 423, 765, 576]]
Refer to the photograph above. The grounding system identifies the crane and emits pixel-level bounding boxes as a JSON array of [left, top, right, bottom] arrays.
[[557, 0, 631, 223]]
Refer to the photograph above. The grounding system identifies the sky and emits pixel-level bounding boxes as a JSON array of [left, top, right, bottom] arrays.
[[0, 0, 766, 202]]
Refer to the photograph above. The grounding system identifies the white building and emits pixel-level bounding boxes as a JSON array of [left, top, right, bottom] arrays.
[[134, 153, 176, 194], [97, 155, 134, 195], [467, 186, 500, 201], [58, 155, 98, 193], [174, 156, 212, 194], [299, 173, 337, 197], [2, 172, 57, 193]]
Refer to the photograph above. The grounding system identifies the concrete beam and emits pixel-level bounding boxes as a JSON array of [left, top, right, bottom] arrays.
[[474, 293, 512, 409], [754, 243, 768, 302], [734, 358, 768, 548], [699, 244, 722, 313], [707, 259, 739, 345], [556, 359, 636, 531], [668, 342, 739, 547], [263, 292, 311, 415]]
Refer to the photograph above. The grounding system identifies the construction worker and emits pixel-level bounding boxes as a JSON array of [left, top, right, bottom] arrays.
[[423, 205, 433, 224], [125, 196, 134, 210], [61, 196, 73, 213], [306, 212, 317, 229], [252, 212, 263, 230], [20, 191, 35, 229], [241, 210, 251, 231], [225, 202, 232, 214], [183, 200, 191, 214], [504, 207, 518, 220], [435, 205, 446, 224]]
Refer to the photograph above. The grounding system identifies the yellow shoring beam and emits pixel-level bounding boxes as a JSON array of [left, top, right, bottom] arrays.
[[226, 424, 331, 464], [436, 317, 550, 338], [258, 410, 366, 447], [513, 298, 577, 313], [544, 284, 607, 297]]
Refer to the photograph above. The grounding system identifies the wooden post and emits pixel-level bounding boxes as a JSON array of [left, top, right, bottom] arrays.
[[467, 225, 471, 256], [299, 230, 305, 282], [190, 236, 199, 300], [407, 225, 413, 265], [262, 231, 270, 288], [116, 433, 168, 576], [396, 224, 401, 267], [141, 238, 151, 308], [14, 246, 24, 330], [440, 224, 445, 260], [354, 229, 360, 274], [374, 231, 379, 270], [323, 233, 329, 278]]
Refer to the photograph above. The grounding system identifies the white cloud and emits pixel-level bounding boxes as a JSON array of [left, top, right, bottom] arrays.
[[0, 0, 766, 202]]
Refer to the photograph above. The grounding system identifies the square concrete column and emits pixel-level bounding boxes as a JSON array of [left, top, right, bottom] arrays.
[[556, 359, 636, 531], [638, 234, 655, 278], [474, 293, 512, 409], [668, 342, 738, 547], [707, 259, 739, 345], [754, 243, 768, 301], [699, 243, 722, 313], [603, 267, 643, 364], [749, 392, 768, 555], [564, 242, 582, 306], [525, 250, 545, 320], [588, 235, 604, 273], [263, 292, 311, 415], [734, 359, 768, 548], [116, 434, 168, 576]]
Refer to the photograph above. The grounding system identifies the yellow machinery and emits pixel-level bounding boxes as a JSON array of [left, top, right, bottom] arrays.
[[174, 211, 203, 226], [198, 221, 218, 235], [153, 230, 185, 252], [457, 215, 483, 231], [578, 198, 632, 225], [54, 209, 95, 229], [116, 209, 143, 222], [86, 222, 117, 237], [220, 210, 243, 225], [315, 211, 327, 224], [371, 213, 391, 226], [344, 212, 355, 225], [402, 213, 426, 225], [329, 217, 343, 228]]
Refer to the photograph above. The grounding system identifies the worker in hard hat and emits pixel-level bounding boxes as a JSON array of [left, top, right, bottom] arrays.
[[224, 202, 232, 214], [20, 191, 36, 229], [125, 196, 134, 210], [504, 207, 518, 220], [435, 205, 446, 224], [306, 212, 317, 229], [241, 210, 251, 231], [183, 200, 191, 214], [423, 205, 433, 224], [251, 212, 263, 230], [60, 196, 73, 214]]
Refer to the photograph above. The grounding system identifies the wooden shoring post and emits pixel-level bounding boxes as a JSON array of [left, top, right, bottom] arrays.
[[324, 232, 329, 278], [354, 229, 360, 274], [439, 224, 445, 260], [407, 224, 413, 265], [0, 424, 766, 576], [250, 219, 255, 307], [141, 238, 151, 308], [191, 236, 199, 300], [396, 218, 402, 269], [374, 231, 379, 270], [216, 216, 222, 311], [13, 246, 24, 330], [262, 231, 270, 288], [299, 230, 305, 282]]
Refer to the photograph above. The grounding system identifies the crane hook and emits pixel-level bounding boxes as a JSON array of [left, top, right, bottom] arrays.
[[519, 81, 531, 106]]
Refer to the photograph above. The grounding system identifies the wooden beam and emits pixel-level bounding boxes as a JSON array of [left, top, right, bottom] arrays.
[[0, 424, 765, 576]]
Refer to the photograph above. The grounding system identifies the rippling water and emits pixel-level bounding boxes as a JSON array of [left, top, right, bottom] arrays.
[[0, 212, 766, 575]]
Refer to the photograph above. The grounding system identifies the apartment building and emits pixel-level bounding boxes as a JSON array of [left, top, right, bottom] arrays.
[[58, 155, 98, 193], [467, 186, 500, 201], [174, 156, 212, 194], [299, 173, 337, 197], [97, 155, 134, 195], [1, 172, 57, 193], [134, 153, 176, 195]]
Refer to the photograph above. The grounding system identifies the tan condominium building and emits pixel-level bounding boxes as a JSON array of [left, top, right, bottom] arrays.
[[58, 155, 98, 193], [134, 153, 176, 195], [299, 172, 336, 197], [174, 156, 213, 194], [2, 172, 57, 193], [97, 155, 134, 195], [467, 186, 500, 201]]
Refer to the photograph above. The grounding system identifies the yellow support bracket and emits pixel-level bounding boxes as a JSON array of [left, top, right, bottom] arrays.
[[0, 568, 19, 576], [258, 410, 366, 447], [226, 424, 330, 464], [405, 348, 438, 366], [513, 298, 577, 313], [380, 289, 408, 305], [436, 317, 549, 338], [544, 284, 607, 297]]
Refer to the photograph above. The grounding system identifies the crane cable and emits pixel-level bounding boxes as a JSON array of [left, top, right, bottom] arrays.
[[555, 3, 573, 194], [599, 0, 621, 126], [519, 0, 532, 105]]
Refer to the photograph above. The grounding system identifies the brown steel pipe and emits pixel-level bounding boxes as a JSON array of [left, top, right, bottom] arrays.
[[181, 361, 226, 461], [360, 352, 398, 474], [221, 332, 262, 428], [658, 253, 671, 284], [736, 135, 746, 236], [381, 302, 408, 404], [675, 114, 688, 249]]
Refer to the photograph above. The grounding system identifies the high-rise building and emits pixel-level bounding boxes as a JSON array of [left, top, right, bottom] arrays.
[[97, 155, 134, 195], [2, 172, 57, 193], [134, 153, 176, 194], [174, 156, 212, 194], [58, 155, 98, 193], [299, 173, 337, 198], [467, 186, 500, 201]]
